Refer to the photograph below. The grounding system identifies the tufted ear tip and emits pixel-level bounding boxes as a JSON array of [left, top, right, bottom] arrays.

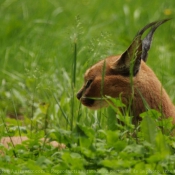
[[141, 18, 171, 62], [112, 19, 171, 76]]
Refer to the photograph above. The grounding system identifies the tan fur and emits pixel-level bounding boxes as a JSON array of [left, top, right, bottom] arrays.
[[77, 19, 175, 124]]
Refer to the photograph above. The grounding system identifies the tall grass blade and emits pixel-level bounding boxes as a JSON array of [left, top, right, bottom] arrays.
[[1, 111, 17, 157], [10, 90, 22, 139], [72, 41, 77, 87], [70, 41, 77, 131], [53, 94, 70, 125]]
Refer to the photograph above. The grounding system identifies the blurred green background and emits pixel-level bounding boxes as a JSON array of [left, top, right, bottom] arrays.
[[0, 0, 175, 128]]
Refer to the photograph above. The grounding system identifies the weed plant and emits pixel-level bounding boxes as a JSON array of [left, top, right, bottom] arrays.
[[0, 0, 175, 174]]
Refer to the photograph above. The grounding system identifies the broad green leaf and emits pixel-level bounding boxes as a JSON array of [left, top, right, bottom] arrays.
[[107, 107, 118, 130], [140, 114, 157, 145], [76, 123, 95, 139], [61, 152, 84, 170], [36, 156, 53, 167], [140, 109, 161, 120], [155, 132, 170, 155], [75, 123, 95, 148], [80, 147, 96, 159], [106, 130, 127, 151], [106, 130, 120, 145], [101, 159, 136, 169]]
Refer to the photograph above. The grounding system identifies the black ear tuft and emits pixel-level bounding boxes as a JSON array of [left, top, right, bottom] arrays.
[[111, 19, 171, 76], [140, 18, 171, 62]]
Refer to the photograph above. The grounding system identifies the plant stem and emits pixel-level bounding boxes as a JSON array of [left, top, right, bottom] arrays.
[[71, 41, 77, 131]]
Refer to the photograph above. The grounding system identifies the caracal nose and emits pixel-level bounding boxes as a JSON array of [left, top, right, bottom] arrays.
[[76, 91, 82, 100]]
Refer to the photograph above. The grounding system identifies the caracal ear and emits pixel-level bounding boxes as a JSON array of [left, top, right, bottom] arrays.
[[141, 18, 171, 62], [111, 18, 171, 76], [112, 35, 142, 76]]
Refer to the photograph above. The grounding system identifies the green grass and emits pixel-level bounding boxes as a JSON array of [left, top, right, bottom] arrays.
[[0, 0, 175, 174]]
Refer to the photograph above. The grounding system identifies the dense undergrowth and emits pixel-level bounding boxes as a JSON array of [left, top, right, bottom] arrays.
[[0, 106, 175, 174], [0, 0, 175, 174]]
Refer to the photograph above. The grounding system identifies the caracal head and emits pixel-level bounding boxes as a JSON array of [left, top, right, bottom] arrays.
[[76, 19, 170, 110]]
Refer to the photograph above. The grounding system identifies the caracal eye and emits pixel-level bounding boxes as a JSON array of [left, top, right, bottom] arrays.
[[85, 79, 93, 88]]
